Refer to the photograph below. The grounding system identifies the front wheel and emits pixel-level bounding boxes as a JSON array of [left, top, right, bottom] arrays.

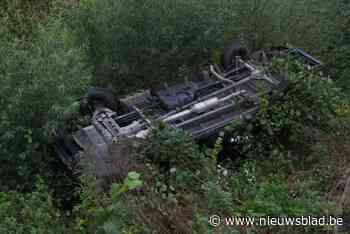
[[84, 87, 116, 111]]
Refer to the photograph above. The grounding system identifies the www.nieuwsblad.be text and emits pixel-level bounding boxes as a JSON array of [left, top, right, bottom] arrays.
[[209, 215, 344, 227]]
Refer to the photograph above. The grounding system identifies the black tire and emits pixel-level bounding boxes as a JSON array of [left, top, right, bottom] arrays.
[[221, 39, 249, 71], [55, 129, 81, 167], [85, 87, 116, 110]]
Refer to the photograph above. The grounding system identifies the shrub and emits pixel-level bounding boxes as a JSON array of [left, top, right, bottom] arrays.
[[144, 125, 215, 192], [0, 179, 67, 234], [0, 18, 91, 190], [0, 2, 348, 234], [0, 0, 56, 39], [73, 172, 144, 234], [329, 45, 350, 93], [231, 0, 342, 52], [224, 60, 344, 161], [228, 161, 336, 234], [66, 0, 233, 93], [64, 0, 341, 95]]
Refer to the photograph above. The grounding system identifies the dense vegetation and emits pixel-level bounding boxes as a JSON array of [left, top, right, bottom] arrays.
[[0, 0, 349, 233]]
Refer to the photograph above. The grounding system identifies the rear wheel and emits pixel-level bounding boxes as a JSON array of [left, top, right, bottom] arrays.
[[221, 40, 249, 71]]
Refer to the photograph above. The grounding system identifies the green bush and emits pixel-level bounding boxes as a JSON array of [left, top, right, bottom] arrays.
[[225, 60, 344, 160], [72, 172, 144, 234], [145, 125, 215, 192], [229, 161, 336, 217], [0, 18, 90, 190], [329, 45, 350, 93], [225, 159, 338, 234], [231, 0, 342, 52], [0, 179, 67, 234], [0, 174, 144, 234], [64, 0, 341, 94], [0, 0, 53, 39], [66, 0, 231, 92], [0, 1, 349, 233]]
